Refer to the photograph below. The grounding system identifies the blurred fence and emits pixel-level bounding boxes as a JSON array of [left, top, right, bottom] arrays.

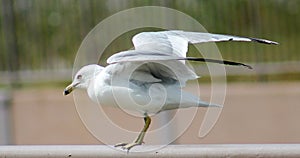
[[0, 90, 11, 144], [1, 0, 300, 84]]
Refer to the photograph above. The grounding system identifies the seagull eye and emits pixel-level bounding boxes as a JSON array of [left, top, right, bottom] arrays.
[[77, 75, 82, 79]]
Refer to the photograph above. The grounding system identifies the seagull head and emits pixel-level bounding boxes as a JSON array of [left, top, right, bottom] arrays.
[[64, 64, 103, 95]]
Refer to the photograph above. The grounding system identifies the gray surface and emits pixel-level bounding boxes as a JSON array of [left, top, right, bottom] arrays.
[[0, 91, 11, 145], [1, 144, 300, 158]]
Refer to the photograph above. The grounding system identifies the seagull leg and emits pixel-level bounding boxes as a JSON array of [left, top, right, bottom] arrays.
[[114, 116, 151, 151]]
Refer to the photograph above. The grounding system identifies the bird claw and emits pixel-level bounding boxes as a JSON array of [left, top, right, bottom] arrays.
[[114, 142, 128, 147], [114, 142, 142, 152]]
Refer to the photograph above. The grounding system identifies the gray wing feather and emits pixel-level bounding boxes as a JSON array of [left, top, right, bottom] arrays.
[[131, 30, 278, 58], [106, 30, 278, 87]]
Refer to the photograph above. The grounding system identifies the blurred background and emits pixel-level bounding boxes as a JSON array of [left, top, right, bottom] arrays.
[[0, 0, 299, 145]]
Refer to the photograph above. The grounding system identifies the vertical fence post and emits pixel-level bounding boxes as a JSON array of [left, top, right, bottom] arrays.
[[0, 90, 12, 145]]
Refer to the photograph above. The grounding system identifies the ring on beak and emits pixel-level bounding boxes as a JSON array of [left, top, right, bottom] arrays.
[[64, 84, 74, 95]]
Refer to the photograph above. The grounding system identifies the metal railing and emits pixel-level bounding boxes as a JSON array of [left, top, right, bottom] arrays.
[[1, 144, 300, 157]]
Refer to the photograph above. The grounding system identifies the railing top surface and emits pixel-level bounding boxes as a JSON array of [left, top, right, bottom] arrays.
[[1, 144, 300, 158]]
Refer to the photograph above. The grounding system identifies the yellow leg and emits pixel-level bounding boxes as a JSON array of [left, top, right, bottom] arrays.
[[115, 116, 151, 151]]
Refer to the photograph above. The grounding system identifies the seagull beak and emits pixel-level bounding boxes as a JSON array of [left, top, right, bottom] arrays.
[[64, 83, 76, 95]]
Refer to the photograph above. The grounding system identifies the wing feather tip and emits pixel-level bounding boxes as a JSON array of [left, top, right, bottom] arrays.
[[210, 103, 223, 108], [250, 37, 279, 45]]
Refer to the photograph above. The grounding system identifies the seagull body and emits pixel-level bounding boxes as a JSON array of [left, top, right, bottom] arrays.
[[83, 62, 217, 114], [64, 30, 278, 151]]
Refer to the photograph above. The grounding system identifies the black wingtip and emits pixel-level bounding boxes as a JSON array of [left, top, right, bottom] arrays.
[[249, 37, 279, 45], [239, 63, 253, 69], [184, 57, 253, 69], [220, 59, 253, 69]]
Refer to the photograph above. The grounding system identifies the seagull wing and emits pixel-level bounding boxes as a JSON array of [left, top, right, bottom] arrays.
[[132, 30, 278, 58], [109, 30, 278, 64], [106, 30, 278, 87], [107, 51, 198, 87], [132, 31, 189, 57]]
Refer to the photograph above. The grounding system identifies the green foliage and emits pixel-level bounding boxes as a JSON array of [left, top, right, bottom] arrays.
[[0, 0, 299, 71]]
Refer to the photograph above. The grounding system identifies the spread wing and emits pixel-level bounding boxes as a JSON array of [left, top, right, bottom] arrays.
[[131, 30, 278, 57], [106, 30, 278, 87], [109, 30, 278, 64]]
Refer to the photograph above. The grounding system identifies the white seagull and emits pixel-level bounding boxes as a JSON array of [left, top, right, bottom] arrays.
[[64, 30, 278, 151]]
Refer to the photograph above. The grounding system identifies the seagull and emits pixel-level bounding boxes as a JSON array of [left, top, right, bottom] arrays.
[[64, 30, 278, 151]]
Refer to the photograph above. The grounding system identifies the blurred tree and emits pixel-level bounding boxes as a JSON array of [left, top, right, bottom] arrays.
[[0, 0, 299, 76], [1, 0, 20, 87]]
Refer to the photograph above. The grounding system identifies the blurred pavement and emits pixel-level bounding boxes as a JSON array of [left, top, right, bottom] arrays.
[[10, 82, 300, 145]]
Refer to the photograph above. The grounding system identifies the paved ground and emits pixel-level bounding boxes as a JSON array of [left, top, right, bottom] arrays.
[[10, 82, 300, 145]]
